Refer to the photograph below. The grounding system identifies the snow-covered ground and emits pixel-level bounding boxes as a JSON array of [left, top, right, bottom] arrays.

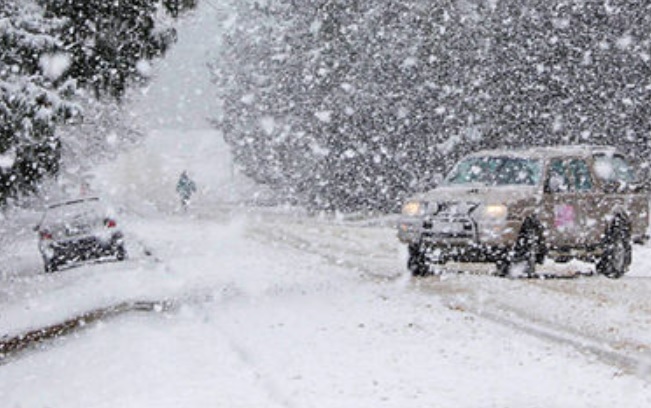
[[2, 203, 651, 407], [2, 0, 651, 406]]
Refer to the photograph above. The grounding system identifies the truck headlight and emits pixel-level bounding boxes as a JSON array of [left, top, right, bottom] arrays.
[[402, 201, 427, 216], [482, 204, 508, 220]]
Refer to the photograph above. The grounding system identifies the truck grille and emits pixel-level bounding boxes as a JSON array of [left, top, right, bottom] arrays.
[[422, 219, 475, 239], [435, 201, 479, 217], [423, 201, 478, 241]]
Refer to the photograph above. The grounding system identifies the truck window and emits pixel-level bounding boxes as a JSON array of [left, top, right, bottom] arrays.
[[569, 159, 594, 191], [594, 154, 636, 184], [547, 159, 571, 193]]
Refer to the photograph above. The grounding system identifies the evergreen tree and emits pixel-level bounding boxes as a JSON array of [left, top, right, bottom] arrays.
[[213, 0, 651, 212], [0, 0, 78, 204], [163, 0, 197, 17], [213, 0, 490, 211], [483, 0, 651, 158], [41, 0, 178, 100]]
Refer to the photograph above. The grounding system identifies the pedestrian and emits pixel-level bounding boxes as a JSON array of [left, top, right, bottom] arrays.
[[176, 170, 197, 210]]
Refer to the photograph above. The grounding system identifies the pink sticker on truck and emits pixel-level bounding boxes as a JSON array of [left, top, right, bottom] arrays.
[[554, 204, 576, 229]]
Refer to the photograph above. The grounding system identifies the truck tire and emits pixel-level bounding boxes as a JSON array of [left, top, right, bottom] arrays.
[[407, 244, 429, 277], [497, 223, 542, 278], [596, 220, 631, 279]]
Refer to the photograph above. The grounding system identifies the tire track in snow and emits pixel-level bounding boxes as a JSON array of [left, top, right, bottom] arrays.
[[0, 234, 352, 368], [256, 216, 651, 381], [403, 274, 651, 381], [445, 295, 651, 380], [212, 325, 299, 408], [248, 219, 403, 283], [527, 276, 651, 316], [0, 295, 298, 407]]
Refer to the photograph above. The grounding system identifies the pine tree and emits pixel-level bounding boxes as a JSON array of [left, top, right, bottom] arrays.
[[0, 0, 78, 204], [214, 0, 651, 212], [213, 0, 491, 211], [41, 0, 178, 100]]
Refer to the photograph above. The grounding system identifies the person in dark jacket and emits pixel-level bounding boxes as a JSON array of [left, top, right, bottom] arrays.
[[176, 170, 197, 209]]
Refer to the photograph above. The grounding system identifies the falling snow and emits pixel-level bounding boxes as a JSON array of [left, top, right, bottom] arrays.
[[1, 1, 651, 406], [39, 53, 71, 80]]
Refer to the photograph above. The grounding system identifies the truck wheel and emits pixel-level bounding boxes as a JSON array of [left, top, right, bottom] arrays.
[[407, 244, 429, 277], [497, 224, 542, 278], [596, 221, 631, 279]]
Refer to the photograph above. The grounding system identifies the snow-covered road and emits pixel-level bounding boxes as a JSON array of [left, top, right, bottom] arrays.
[[1, 205, 651, 407]]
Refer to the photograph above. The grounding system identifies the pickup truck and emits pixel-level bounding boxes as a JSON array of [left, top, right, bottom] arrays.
[[398, 146, 649, 278]]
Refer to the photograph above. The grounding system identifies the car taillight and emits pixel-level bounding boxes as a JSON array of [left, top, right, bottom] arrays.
[[104, 218, 117, 228], [40, 231, 53, 240]]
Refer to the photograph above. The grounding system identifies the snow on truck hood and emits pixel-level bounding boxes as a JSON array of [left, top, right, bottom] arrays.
[[410, 184, 541, 205]]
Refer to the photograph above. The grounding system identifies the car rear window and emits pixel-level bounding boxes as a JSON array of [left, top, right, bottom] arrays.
[[41, 199, 109, 227]]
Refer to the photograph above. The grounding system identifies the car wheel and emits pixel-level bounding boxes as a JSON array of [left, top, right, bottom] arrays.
[[407, 244, 429, 277], [116, 245, 127, 261], [596, 221, 631, 279], [497, 224, 542, 278], [44, 258, 58, 273]]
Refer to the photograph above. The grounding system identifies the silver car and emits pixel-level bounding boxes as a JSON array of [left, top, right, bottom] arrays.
[[35, 197, 127, 272]]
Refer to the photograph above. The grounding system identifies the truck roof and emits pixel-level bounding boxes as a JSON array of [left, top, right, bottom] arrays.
[[465, 145, 619, 160]]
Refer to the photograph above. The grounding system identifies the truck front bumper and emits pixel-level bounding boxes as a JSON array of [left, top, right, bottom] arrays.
[[399, 216, 521, 263]]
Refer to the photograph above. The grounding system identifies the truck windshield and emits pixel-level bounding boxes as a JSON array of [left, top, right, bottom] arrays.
[[445, 156, 542, 186]]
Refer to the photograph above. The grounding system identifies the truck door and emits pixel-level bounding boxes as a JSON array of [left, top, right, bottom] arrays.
[[542, 158, 581, 248], [567, 158, 600, 246]]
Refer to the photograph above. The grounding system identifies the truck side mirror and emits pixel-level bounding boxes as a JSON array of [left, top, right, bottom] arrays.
[[429, 174, 444, 187]]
